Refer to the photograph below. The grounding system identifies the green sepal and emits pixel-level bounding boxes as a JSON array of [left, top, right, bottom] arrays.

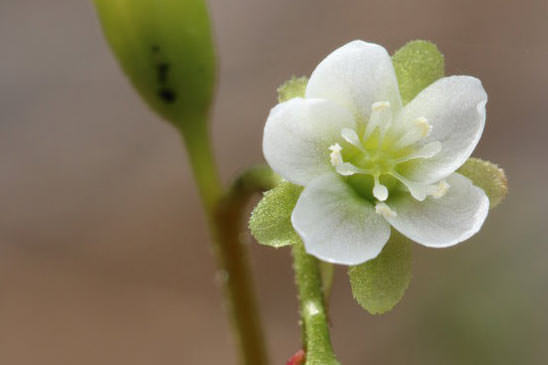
[[277, 76, 308, 103], [93, 0, 216, 133], [249, 181, 303, 248], [392, 40, 445, 105], [348, 232, 412, 315], [458, 157, 508, 209]]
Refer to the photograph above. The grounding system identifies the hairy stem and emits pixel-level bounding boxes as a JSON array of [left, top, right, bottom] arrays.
[[292, 241, 339, 365], [181, 120, 273, 365]]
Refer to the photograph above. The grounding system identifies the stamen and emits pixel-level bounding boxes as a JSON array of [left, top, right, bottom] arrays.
[[394, 142, 442, 163], [393, 117, 432, 149], [364, 101, 392, 139], [341, 128, 363, 149], [372, 101, 390, 111], [430, 180, 450, 199], [390, 172, 451, 201], [416, 117, 432, 138], [373, 175, 389, 201], [375, 202, 397, 218], [328, 143, 343, 167], [377, 116, 392, 147], [389, 171, 430, 201], [328, 143, 371, 176], [335, 162, 370, 176]]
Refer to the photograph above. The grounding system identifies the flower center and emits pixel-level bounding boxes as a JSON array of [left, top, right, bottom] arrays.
[[328, 101, 449, 204]]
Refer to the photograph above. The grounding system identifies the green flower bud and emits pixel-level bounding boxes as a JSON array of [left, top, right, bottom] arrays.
[[392, 40, 445, 105], [94, 0, 216, 132], [277, 76, 308, 103], [458, 157, 508, 208]]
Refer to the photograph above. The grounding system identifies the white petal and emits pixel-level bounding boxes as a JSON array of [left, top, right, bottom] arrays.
[[263, 98, 356, 185], [291, 173, 391, 265], [306, 40, 402, 121], [398, 76, 487, 183], [385, 173, 489, 248]]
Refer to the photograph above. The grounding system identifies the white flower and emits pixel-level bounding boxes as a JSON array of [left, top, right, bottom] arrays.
[[263, 40, 489, 265]]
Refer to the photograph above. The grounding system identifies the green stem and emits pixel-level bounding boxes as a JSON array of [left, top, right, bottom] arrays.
[[292, 241, 339, 365], [181, 120, 272, 365]]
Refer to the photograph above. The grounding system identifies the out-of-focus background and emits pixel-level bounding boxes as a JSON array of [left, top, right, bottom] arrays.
[[1, 0, 547, 364]]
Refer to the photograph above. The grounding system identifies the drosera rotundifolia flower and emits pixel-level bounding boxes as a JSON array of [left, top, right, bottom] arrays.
[[250, 39, 507, 316], [262, 40, 490, 265]]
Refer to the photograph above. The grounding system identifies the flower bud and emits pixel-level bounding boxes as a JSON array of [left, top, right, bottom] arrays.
[[94, 0, 216, 132]]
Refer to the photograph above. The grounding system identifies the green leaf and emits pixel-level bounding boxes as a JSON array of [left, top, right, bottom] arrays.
[[277, 76, 308, 103], [93, 0, 216, 132], [348, 232, 412, 315], [392, 40, 445, 105], [249, 181, 303, 248], [458, 157, 508, 209]]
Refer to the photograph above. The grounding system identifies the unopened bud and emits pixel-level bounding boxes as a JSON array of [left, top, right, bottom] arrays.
[[94, 0, 216, 132]]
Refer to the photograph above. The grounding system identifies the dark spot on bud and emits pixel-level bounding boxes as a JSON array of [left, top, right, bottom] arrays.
[[151, 45, 160, 53], [158, 88, 177, 103], [157, 62, 170, 84]]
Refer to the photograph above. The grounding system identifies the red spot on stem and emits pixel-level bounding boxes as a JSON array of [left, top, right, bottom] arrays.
[[287, 349, 306, 365]]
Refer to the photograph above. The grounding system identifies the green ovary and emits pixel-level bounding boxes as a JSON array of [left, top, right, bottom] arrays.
[[347, 174, 400, 202], [342, 139, 405, 202], [328, 100, 442, 204]]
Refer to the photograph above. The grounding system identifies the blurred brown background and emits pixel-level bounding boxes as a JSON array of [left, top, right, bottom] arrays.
[[1, 0, 547, 364]]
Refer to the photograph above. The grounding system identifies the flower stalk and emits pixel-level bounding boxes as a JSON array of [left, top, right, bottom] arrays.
[[94, 2, 273, 361], [292, 241, 339, 365], [182, 122, 274, 365], [180, 119, 222, 213]]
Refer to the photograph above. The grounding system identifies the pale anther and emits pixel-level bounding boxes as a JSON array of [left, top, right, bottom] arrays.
[[430, 180, 450, 199], [328, 143, 343, 167], [393, 116, 432, 149], [329, 142, 372, 176], [375, 202, 397, 218], [415, 117, 432, 138], [365, 101, 392, 139]]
